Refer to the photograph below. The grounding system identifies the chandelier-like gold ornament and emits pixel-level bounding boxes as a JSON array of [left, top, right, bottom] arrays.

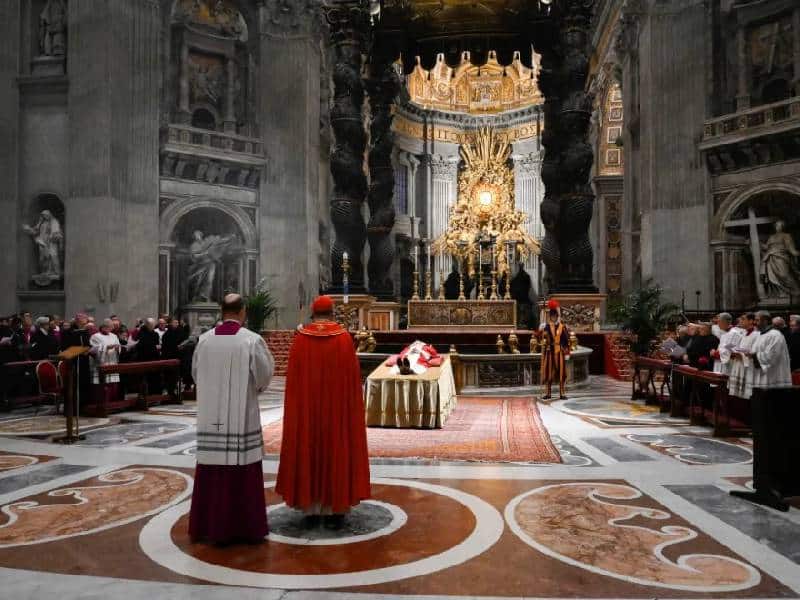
[[432, 127, 540, 278]]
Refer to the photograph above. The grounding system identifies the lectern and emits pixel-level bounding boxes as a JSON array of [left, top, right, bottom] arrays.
[[53, 346, 90, 444]]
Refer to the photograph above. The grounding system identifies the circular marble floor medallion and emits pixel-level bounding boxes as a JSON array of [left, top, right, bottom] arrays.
[[266, 499, 406, 546], [139, 477, 504, 589]]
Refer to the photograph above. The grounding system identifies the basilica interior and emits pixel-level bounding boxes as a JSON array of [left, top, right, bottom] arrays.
[[0, 1, 799, 599]]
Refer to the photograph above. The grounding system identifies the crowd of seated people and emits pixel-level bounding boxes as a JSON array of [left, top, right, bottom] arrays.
[[0, 311, 198, 407]]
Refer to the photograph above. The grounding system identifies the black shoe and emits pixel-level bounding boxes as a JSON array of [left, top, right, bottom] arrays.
[[323, 514, 346, 530], [542, 394, 551, 400], [559, 395, 567, 400], [302, 515, 321, 529]]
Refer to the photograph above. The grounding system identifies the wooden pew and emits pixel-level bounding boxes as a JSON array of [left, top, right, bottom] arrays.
[[672, 365, 746, 437], [96, 359, 181, 417], [632, 356, 672, 409]]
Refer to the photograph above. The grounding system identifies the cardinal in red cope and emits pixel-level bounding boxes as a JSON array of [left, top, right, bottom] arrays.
[[276, 295, 370, 528]]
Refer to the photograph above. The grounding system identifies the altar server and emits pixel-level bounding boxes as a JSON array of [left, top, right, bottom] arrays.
[[189, 293, 274, 545], [728, 313, 760, 399], [276, 295, 370, 528], [540, 299, 570, 400], [747, 311, 792, 391]]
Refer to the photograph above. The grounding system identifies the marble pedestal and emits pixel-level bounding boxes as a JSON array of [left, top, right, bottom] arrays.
[[182, 302, 220, 335], [31, 55, 65, 77]]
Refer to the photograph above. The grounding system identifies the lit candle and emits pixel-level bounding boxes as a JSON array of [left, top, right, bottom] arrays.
[[343, 251, 348, 261]]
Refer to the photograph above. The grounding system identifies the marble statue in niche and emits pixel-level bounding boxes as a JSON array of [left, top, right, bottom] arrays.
[[760, 220, 800, 297], [187, 230, 240, 302], [38, 0, 67, 57], [23, 209, 63, 287], [190, 59, 224, 107]]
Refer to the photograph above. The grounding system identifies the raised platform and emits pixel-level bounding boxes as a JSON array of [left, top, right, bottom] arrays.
[[407, 299, 516, 328]]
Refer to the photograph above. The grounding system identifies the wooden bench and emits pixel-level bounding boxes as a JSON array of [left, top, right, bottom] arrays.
[[672, 365, 747, 437], [632, 356, 672, 409], [95, 359, 182, 417]]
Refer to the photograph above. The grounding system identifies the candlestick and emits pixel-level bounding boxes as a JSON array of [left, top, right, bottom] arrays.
[[438, 269, 445, 299], [412, 269, 420, 300], [477, 240, 484, 300], [490, 269, 498, 300], [424, 268, 432, 301]]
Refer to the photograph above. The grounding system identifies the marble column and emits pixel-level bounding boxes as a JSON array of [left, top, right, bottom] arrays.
[[430, 156, 458, 288], [179, 41, 190, 123], [736, 26, 750, 111], [223, 57, 236, 133], [513, 150, 543, 290], [66, 0, 161, 321], [793, 9, 800, 97], [365, 44, 401, 300], [325, 0, 370, 293], [0, 0, 20, 314], [258, 0, 323, 325]]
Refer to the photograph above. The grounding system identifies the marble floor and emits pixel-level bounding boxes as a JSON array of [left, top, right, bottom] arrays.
[[0, 376, 798, 600]]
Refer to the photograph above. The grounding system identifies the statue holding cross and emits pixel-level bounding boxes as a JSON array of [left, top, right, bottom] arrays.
[[725, 208, 800, 300]]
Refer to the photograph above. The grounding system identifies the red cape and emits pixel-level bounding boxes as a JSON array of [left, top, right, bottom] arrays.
[[275, 321, 370, 513]]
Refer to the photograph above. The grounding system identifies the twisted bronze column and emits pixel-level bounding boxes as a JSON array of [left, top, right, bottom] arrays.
[[537, 0, 598, 293], [365, 45, 401, 299], [325, 1, 371, 292]]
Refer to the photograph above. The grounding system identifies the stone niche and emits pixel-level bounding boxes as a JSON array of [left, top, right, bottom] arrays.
[[718, 188, 800, 308], [170, 0, 253, 135], [30, 0, 67, 77], [164, 206, 253, 317]]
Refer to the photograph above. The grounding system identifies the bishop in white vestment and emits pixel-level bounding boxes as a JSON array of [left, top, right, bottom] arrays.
[[89, 319, 122, 407], [712, 313, 743, 376], [189, 294, 274, 545]]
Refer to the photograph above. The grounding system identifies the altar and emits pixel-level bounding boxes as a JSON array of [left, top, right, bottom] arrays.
[[407, 299, 516, 329]]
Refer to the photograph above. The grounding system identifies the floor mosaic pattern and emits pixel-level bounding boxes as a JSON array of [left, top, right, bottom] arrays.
[[0, 375, 797, 599]]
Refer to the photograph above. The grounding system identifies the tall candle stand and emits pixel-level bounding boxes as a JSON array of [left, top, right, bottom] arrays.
[[438, 268, 446, 299], [411, 245, 420, 300], [504, 240, 514, 300], [490, 269, 499, 300], [457, 241, 468, 301], [342, 251, 350, 305], [424, 269, 432, 301]]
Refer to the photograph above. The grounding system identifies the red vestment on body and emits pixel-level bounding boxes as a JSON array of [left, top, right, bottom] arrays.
[[276, 320, 370, 514]]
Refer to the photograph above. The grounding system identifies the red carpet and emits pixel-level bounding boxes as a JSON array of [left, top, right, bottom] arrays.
[[263, 396, 561, 464]]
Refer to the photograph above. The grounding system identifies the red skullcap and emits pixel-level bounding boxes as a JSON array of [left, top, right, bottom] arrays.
[[547, 299, 560, 310], [311, 295, 334, 315]]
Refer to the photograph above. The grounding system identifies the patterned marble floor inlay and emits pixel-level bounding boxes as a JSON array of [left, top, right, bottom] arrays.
[[76, 421, 190, 448], [0, 451, 55, 473], [627, 434, 753, 465], [667, 484, 800, 564], [0, 467, 192, 547], [140, 478, 504, 589], [0, 463, 91, 496], [583, 437, 655, 462], [549, 435, 596, 467], [554, 398, 689, 427], [0, 375, 798, 599], [506, 482, 761, 592], [0, 416, 111, 436]]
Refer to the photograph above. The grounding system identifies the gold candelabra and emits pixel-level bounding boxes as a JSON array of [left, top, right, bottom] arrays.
[[458, 270, 465, 300], [412, 269, 420, 300], [438, 269, 445, 299], [504, 271, 512, 300], [490, 270, 498, 300]]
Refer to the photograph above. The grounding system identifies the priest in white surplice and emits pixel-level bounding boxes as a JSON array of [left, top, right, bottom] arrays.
[[189, 293, 274, 545], [746, 310, 792, 392], [711, 312, 743, 376]]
